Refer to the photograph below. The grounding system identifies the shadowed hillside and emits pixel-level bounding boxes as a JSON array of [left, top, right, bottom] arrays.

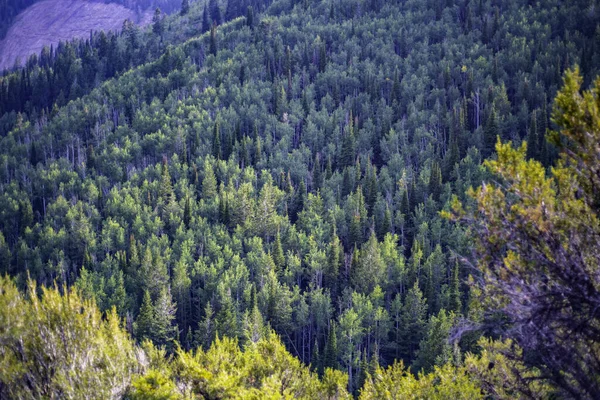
[[0, 0, 153, 71]]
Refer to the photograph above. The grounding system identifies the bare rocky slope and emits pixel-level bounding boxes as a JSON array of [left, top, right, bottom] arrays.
[[0, 0, 152, 71]]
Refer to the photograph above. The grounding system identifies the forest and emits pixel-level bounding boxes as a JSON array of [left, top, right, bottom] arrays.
[[1, 0, 600, 398]]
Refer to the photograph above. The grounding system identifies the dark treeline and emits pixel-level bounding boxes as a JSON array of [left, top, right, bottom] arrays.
[[0, 0, 599, 396]]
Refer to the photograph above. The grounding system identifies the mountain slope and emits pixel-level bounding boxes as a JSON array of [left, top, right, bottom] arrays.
[[0, 0, 599, 397], [0, 0, 152, 71]]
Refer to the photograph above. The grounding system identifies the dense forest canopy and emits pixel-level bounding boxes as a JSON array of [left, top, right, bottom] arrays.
[[1, 0, 600, 397]]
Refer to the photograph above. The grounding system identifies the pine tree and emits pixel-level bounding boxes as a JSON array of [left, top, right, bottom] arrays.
[[342, 167, 353, 197], [159, 158, 174, 205], [526, 109, 539, 160], [272, 230, 285, 273], [212, 119, 221, 159], [246, 6, 255, 29], [340, 122, 356, 168], [483, 106, 498, 158], [181, 0, 190, 15], [152, 8, 164, 36], [139, 247, 169, 300], [243, 290, 265, 344], [225, 0, 238, 21], [209, 25, 218, 56], [135, 290, 155, 342], [443, 128, 460, 181], [413, 309, 455, 374], [326, 232, 342, 294], [202, 162, 218, 203], [183, 195, 191, 228], [312, 339, 322, 375], [365, 162, 378, 211], [209, 0, 222, 25], [153, 287, 177, 348], [312, 153, 322, 190], [202, 5, 210, 33], [195, 302, 216, 349], [429, 160, 443, 201], [319, 42, 327, 73], [255, 136, 263, 164], [449, 261, 462, 314], [172, 255, 191, 332], [323, 322, 339, 370], [400, 281, 428, 362]]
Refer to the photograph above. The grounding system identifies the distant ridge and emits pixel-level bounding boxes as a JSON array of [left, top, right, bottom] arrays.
[[0, 0, 152, 71]]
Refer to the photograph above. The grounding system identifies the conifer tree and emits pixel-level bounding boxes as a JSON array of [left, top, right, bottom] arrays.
[[448, 261, 462, 314], [181, 0, 190, 15], [183, 195, 192, 228], [135, 290, 155, 342], [429, 160, 443, 201], [272, 230, 285, 272], [526, 109, 539, 160], [209, 0, 222, 25], [323, 322, 339, 370], [246, 6, 255, 29], [483, 106, 498, 158], [153, 287, 178, 348], [212, 119, 221, 159], [202, 5, 210, 33], [202, 160, 217, 200], [400, 281, 428, 362], [340, 122, 356, 168], [152, 8, 164, 36], [159, 158, 174, 205], [413, 310, 455, 374], [209, 25, 218, 56]]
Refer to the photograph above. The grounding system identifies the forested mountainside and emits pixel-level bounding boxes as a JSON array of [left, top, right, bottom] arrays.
[[1, 0, 600, 397], [0, 0, 182, 43]]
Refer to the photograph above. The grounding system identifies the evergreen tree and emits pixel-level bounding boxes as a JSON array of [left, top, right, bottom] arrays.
[[195, 302, 216, 349], [448, 261, 462, 314], [246, 6, 255, 29], [152, 8, 164, 36], [483, 106, 498, 158], [181, 0, 190, 16], [209, 0, 222, 25], [443, 129, 460, 181], [323, 322, 339, 370], [340, 122, 356, 168], [429, 160, 443, 201], [202, 5, 210, 33], [153, 287, 178, 349], [209, 25, 218, 56], [400, 281, 428, 362], [272, 230, 285, 273], [413, 310, 455, 374], [135, 290, 155, 342], [159, 159, 174, 205], [183, 195, 192, 228], [526, 109, 539, 160], [202, 160, 217, 200]]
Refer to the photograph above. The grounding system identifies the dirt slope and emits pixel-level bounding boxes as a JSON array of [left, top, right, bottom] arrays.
[[0, 0, 152, 71]]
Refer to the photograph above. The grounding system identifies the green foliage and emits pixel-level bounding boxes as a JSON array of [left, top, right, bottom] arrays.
[[359, 361, 481, 400], [447, 68, 600, 397], [0, 276, 137, 399], [0, 0, 598, 397]]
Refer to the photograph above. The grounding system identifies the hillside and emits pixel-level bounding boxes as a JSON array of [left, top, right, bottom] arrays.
[[0, 0, 152, 71], [1, 0, 600, 398]]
